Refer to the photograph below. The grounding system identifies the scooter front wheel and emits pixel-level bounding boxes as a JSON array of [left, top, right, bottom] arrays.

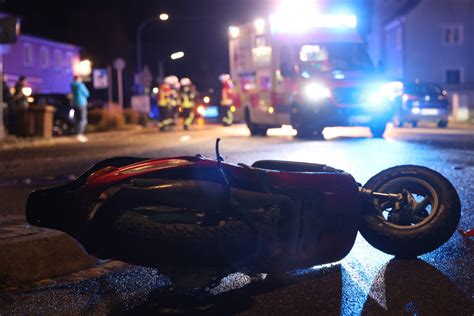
[[360, 165, 461, 258]]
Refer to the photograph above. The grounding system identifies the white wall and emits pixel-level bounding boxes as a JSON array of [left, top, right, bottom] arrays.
[[404, 0, 473, 87]]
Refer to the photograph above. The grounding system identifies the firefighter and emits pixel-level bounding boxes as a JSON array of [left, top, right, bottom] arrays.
[[179, 77, 196, 130], [219, 74, 234, 126], [157, 81, 173, 131], [167, 76, 181, 125]]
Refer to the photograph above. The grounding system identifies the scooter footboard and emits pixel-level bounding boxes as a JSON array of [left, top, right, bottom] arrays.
[[263, 171, 361, 271]]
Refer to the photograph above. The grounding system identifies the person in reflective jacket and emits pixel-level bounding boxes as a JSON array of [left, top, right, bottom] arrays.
[[167, 76, 180, 126], [219, 74, 234, 126], [179, 78, 196, 130], [157, 81, 173, 131]]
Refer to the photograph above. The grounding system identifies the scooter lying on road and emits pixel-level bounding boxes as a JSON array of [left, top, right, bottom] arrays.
[[26, 140, 461, 287]]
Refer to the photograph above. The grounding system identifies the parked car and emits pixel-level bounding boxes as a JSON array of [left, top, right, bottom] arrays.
[[194, 92, 220, 122], [394, 82, 450, 128], [28, 94, 76, 136]]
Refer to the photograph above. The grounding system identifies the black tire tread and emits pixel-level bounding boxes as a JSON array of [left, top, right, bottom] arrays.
[[437, 120, 448, 128], [95, 211, 256, 266], [245, 110, 268, 136]]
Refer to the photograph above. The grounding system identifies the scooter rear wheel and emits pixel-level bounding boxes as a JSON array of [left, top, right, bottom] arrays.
[[360, 165, 461, 258], [90, 210, 256, 267]]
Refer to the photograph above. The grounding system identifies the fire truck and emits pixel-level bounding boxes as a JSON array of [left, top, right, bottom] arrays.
[[228, 11, 402, 138]]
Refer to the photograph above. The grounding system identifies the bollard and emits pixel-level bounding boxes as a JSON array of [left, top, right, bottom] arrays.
[[451, 93, 470, 122], [29, 105, 56, 138]]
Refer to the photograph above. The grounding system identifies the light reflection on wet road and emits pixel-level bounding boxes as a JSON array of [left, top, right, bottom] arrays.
[[0, 124, 473, 314]]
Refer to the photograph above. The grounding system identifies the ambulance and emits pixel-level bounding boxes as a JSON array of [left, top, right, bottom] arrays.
[[228, 7, 402, 138]]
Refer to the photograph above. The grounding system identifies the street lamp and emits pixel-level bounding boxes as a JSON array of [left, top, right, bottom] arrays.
[[136, 13, 169, 76], [170, 51, 184, 60], [157, 51, 185, 83]]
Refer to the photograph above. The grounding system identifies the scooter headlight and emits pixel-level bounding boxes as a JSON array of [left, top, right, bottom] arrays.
[[304, 83, 331, 101]]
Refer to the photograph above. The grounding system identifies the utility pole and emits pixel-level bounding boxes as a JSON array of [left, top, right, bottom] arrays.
[[107, 66, 113, 106], [113, 58, 126, 109], [158, 59, 164, 84], [0, 17, 20, 140]]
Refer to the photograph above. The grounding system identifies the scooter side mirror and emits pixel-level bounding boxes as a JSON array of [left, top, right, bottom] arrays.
[[215, 138, 224, 162]]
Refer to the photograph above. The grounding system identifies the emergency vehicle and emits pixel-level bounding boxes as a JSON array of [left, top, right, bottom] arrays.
[[228, 9, 403, 138]]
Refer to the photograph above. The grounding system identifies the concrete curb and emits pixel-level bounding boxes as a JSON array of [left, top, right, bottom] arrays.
[[0, 123, 225, 151], [0, 125, 146, 151], [0, 216, 96, 288], [2, 260, 130, 293], [0, 261, 168, 315]]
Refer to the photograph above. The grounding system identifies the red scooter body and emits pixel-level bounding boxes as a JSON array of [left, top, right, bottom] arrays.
[[27, 155, 361, 270], [26, 142, 463, 287]]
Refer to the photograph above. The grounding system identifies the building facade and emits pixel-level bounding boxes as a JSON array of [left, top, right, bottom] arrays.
[[1, 13, 81, 94], [370, 0, 473, 86], [369, 0, 474, 116]]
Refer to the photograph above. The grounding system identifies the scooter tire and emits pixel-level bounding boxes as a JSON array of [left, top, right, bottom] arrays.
[[360, 165, 461, 258], [91, 211, 256, 267]]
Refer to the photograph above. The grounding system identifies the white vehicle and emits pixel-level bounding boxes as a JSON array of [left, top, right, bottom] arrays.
[[228, 7, 402, 138]]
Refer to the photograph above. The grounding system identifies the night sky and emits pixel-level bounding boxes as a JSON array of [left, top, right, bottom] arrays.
[[1, 0, 370, 93]]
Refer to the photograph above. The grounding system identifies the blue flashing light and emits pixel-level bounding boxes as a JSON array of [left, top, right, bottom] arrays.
[[203, 106, 219, 118], [367, 91, 385, 107], [270, 13, 358, 34], [364, 81, 404, 109]]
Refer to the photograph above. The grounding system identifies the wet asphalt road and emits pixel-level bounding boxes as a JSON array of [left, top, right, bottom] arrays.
[[0, 123, 473, 315]]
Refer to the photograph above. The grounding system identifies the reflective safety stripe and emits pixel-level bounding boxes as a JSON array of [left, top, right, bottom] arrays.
[[222, 109, 233, 125], [158, 118, 174, 128], [158, 94, 169, 107], [184, 111, 195, 127], [181, 93, 195, 108]]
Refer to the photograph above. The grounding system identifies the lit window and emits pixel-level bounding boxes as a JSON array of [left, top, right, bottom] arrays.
[[396, 27, 403, 51], [65, 52, 74, 73], [299, 45, 321, 62], [446, 69, 462, 85], [255, 35, 267, 48], [40, 47, 49, 68], [23, 43, 33, 66], [443, 25, 463, 45], [54, 50, 62, 69]]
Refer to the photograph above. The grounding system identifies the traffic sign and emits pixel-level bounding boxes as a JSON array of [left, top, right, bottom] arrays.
[[93, 68, 109, 89], [113, 58, 126, 108], [113, 58, 126, 71], [131, 95, 151, 114]]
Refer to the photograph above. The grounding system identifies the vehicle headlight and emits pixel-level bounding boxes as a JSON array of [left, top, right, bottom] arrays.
[[304, 83, 331, 101], [368, 91, 384, 105], [196, 105, 205, 116], [381, 81, 403, 100]]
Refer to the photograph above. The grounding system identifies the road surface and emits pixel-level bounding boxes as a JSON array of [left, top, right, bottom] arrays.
[[0, 124, 473, 315]]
